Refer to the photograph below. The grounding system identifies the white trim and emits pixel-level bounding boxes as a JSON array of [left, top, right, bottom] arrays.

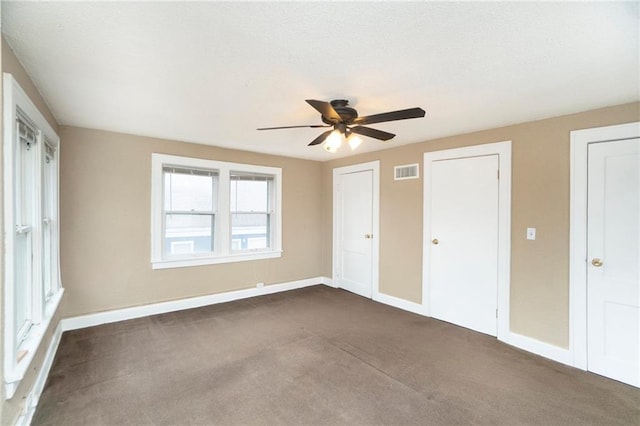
[[372, 287, 573, 368], [3, 73, 64, 399], [151, 250, 283, 270], [569, 122, 640, 371], [374, 292, 424, 316], [319, 276, 336, 288], [4, 290, 63, 399], [502, 331, 572, 366], [61, 277, 325, 331], [332, 161, 380, 299], [422, 141, 512, 341], [15, 322, 63, 426]]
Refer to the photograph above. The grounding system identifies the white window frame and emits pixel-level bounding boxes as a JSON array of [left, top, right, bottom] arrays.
[[229, 172, 275, 253], [162, 165, 218, 261], [151, 154, 282, 269], [3, 73, 64, 399]]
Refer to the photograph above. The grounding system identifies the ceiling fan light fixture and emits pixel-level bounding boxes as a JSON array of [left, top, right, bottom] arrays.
[[324, 129, 343, 153], [347, 134, 362, 151]]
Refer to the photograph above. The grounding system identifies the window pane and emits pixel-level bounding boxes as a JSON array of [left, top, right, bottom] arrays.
[[15, 233, 31, 335], [42, 222, 52, 300], [164, 171, 216, 212], [231, 213, 269, 250], [164, 214, 214, 256], [230, 179, 269, 212], [19, 135, 35, 226]]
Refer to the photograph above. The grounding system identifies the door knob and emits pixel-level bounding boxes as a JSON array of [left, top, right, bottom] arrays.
[[364, 234, 372, 239], [591, 258, 603, 267], [432, 238, 439, 245]]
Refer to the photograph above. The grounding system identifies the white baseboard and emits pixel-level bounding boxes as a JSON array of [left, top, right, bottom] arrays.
[[15, 321, 63, 426], [501, 331, 572, 367], [371, 291, 573, 369], [374, 292, 424, 316], [320, 276, 336, 288], [61, 277, 326, 331]]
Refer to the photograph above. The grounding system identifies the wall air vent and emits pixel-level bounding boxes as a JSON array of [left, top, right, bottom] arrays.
[[394, 163, 419, 180]]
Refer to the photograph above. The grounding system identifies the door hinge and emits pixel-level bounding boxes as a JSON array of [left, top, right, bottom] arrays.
[[497, 169, 500, 179], [495, 308, 498, 318]]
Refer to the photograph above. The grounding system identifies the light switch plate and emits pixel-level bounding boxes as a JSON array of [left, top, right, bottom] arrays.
[[526, 228, 536, 240]]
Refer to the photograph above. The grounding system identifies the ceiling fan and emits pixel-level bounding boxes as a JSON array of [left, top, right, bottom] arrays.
[[257, 99, 426, 152]]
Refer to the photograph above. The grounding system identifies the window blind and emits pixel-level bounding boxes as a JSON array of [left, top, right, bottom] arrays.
[[230, 172, 273, 181], [163, 166, 218, 177]]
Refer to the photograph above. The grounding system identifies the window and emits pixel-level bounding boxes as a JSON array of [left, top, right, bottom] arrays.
[[163, 166, 217, 258], [3, 74, 64, 398], [151, 154, 282, 269], [15, 117, 37, 346], [230, 173, 273, 251]]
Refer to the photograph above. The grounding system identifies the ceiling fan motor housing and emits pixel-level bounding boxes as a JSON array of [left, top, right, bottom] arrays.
[[321, 99, 358, 125]]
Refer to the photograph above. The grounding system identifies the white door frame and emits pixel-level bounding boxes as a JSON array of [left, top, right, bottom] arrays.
[[569, 121, 640, 370], [423, 141, 512, 341], [333, 161, 380, 299]]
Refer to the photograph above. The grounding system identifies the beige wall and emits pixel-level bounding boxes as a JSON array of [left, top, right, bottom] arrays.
[[58, 126, 324, 317], [322, 102, 640, 348], [1, 37, 62, 424]]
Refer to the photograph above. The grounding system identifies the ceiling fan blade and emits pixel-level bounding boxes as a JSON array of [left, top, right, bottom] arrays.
[[350, 126, 395, 141], [353, 107, 426, 125], [305, 99, 342, 122], [257, 124, 331, 130], [308, 129, 334, 146]]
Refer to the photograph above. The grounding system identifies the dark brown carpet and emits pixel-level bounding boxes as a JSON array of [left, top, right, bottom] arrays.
[[34, 285, 639, 425]]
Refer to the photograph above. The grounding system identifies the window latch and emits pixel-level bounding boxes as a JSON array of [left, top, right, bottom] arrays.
[[15, 225, 32, 234]]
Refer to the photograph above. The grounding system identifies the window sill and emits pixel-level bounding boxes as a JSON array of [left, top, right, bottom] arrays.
[[4, 288, 64, 399], [151, 250, 282, 270]]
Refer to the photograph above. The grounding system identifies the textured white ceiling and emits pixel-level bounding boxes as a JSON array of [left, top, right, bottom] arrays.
[[2, 1, 639, 161]]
